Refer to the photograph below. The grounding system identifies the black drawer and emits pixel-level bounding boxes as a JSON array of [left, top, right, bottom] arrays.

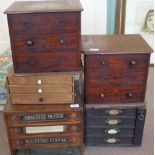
[[85, 136, 133, 146], [86, 107, 136, 118], [86, 117, 135, 127], [86, 127, 134, 137]]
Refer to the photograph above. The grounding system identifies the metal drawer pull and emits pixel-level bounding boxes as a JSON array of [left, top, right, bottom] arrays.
[[127, 92, 133, 98], [130, 60, 136, 66], [70, 113, 77, 121], [106, 109, 122, 116], [100, 93, 105, 98], [38, 98, 44, 102], [37, 80, 42, 84], [38, 89, 43, 93], [106, 138, 118, 144], [106, 119, 121, 125], [26, 40, 33, 46], [106, 129, 120, 135]]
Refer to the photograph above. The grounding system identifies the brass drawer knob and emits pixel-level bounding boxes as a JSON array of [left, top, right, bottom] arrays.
[[70, 113, 77, 121], [11, 115, 17, 124], [38, 89, 43, 93], [106, 109, 122, 116], [71, 125, 78, 135], [127, 92, 133, 98], [106, 138, 118, 144], [37, 80, 42, 84], [106, 119, 121, 125], [100, 93, 105, 98], [38, 98, 44, 102], [130, 60, 136, 66], [26, 40, 33, 46]]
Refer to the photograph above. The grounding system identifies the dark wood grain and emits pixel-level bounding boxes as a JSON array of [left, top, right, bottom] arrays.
[[4, 0, 83, 14]]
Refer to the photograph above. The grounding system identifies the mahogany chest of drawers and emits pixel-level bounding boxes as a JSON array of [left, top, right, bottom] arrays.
[[5, 0, 83, 73], [7, 72, 77, 104], [4, 104, 83, 155], [85, 104, 146, 146], [82, 35, 152, 104]]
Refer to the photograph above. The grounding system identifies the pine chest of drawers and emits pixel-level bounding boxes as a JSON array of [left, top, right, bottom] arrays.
[[4, 104, 83, 154], [85, 104, 146, 146], [5, 0, 83, 73], [82, 35, 152, 104], [7, 72, 77, 104]]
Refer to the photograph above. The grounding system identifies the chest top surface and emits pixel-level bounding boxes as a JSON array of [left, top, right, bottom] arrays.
[[82, 35, 153, 55], [4, 0, 83, 14]]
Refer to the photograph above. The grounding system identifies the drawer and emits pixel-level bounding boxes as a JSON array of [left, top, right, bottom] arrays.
[[8, 12, 80, 33], [86, 87, 144, 104], [85, 54, 150, 71], [13, 52, 81, 73], [7, 75, 73, 85], [85, 136, 133, 146], [11, 134, 82, 149], [6, 111, 82, 127], [9, 123, 81, 138], [86, 107, 136, 118], [86, 117, 135, 127], [9, 93, 74, 104], [86, 127, 134, 137], [86, 69, 146, 87], [13, 33, 78, 52], [8, 84, 73, 94]]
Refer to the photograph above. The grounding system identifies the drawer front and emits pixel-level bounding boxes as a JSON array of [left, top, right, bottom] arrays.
[[86, 127, 134, 137], [7, 75, 73, 85], [8, 13, 80, 33], [11, 135, 82, 149], [85, 136, 133, 146], [86, 87, 144, 104], [86, 117, 135, 127], [86, 69, 146, 87], [9, 84, 73, 94], [85, 54, 150, 71], [6, 111, 81, 127], [86, 107, 136, 118], [10, 93, 74, 104], [9, 123, 81, 138], [13, 52, 81, 73], [13, 33, 78, 52]]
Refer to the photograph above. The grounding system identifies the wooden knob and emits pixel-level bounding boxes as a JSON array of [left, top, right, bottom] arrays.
[[130, 60, 136, 66], [39, 98, 44, 102], [26, 40, 33, 46], [60, 39, 65, 44], [59, 21, 64, 26], [100, 93, 105, 98], [127, 92, 133, 98]]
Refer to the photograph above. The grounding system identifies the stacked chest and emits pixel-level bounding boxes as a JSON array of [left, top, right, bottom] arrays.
[[5, 1, 83, 73], [85, 105, 146, 146], [7, 74, 75, 104], [4, 105, 83, 150], [83, 35, 151, 104]]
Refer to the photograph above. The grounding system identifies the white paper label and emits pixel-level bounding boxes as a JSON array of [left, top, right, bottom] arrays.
[[89, 48, 99, 51], [70, 104, 79, 108], [25, 125, 65, 134], [107, 129, 118, 134]]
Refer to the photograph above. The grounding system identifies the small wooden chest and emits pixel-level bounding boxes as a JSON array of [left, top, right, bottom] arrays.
[[85, 104, 146, 146], [4, 104, 83, 155], [6, 72, 81, 105], [5, 0, 83, 73], [82, 35, 152, 104]]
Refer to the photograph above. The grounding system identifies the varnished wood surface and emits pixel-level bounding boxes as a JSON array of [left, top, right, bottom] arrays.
[[0, 67, 153, 155], [82, 35, 153, 54], [4, 0, 83, 14]]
